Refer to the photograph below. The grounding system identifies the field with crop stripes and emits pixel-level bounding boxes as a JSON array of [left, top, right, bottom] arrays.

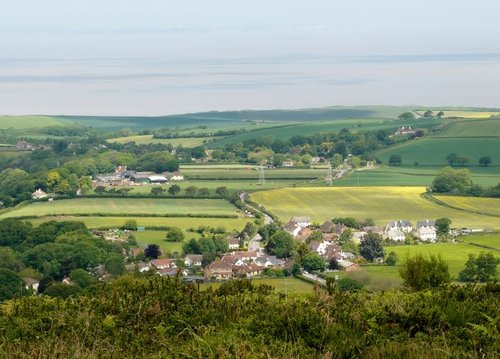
[[250, 187, 500, 230]]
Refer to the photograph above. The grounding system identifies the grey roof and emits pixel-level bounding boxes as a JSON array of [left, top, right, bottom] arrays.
[[416, 219, 435, 228]]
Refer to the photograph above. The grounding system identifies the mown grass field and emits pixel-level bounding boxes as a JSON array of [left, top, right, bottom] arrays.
[[331, 234, 500, 289], [250, 187, 500, 230], [0, 198, 239, 219], [133, 230, 203, 254], [201, 277, 314, 294], [126, 179, 314, 194], [376, 137, 500, 166], [182, 166, 329, 180], [438, 118, 500, 137], [28, 216, 250, 231], [0, 115, 65, 129], [108, 135, 219, 147]]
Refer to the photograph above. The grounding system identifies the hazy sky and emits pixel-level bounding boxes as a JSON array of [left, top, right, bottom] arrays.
[[1, 0, 500, 115]]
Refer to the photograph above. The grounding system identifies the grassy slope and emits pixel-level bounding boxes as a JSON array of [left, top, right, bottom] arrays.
[[250, 187, 500, 229], [0, 198, 239, 219], [108, 135, 220, 147], [133, 230, 203, 254], [201, 277, 314, 294], [0, 115, 65, 129]]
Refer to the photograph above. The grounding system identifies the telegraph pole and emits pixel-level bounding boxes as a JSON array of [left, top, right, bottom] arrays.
[[326, 162, 333, 186], [258, 165, 266, 185]]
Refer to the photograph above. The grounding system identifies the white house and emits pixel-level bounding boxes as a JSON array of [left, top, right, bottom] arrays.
[[416, 219, 436, 230], [386, 220, 413, 233], [169, 172, 185, 181], [32, 188, 48, 199], [289, 216, 311, 228], [227, 236, 240, 250], [385, 229, 406, 242], [151, 258, 177, 270], [184, 254, 203, 267], [415, 227, 437, 242]]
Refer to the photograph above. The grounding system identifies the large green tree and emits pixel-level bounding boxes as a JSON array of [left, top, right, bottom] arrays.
[[459, 252, 498, 282], [432, 166, 472, 193], [359, 233, 384, 262], [302, 253, 326, 272], [0, 268, 28, 301], [399, 254, 451, 291], [265, 230, 295, 259]]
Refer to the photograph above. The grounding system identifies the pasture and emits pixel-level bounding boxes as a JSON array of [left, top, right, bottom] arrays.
[[0, 115, 65, 129], [250, 187, 500, 230], [133, 230, 203, 254], [375, 137, 500, 166], [182, 166, 329, 180], [438, 118, 500, 137], [0, 198, 240, 219], [201, 277, 314, 294], [28, 216, 249, 231], [108, 135, 219, 147]]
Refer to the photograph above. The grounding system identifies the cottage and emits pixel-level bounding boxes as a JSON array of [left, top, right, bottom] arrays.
[[321, 220, 335, 233], [322, 233, 337, 242], [126, 262, 150, 272], [415, 227, 437, 242], [151, 258, 177, 270], [15, 141, 33, 151], [148, 175, 168, 184], [227, 236, 240, 250], [416, 219, 436, 230], [386, 220, 413, 233], [351, 231, 367, 243], [290, 216, 311, 228], [204, 261, 233, 280], [168, 171, 185, 181], [24, 278, 40, 292], [324, 245, 343, 261], [307, 241, 328, 256], [385, 229, 406, 242], [233, 263, 264, 278], [221, 255, 245, 267], [32, 188, 48, 199], [282, 160, 295, 167], [254, 255, 284, 268], [362, 226, 384, 236], [184, 254, 203, 267]]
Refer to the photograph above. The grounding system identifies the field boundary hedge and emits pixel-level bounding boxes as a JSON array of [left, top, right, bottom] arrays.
[[10, 213, 239, 220]]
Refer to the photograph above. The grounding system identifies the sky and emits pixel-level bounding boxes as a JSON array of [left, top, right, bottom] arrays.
[[1, 0, 500, 115]]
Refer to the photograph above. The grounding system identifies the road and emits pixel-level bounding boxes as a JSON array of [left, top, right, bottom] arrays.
[[302, 272, 327, 286], [248, 234, 262, 252]]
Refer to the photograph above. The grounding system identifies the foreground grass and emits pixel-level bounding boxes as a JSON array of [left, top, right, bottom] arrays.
[[0, 197, 239, 219], [250, 186, 500, 230]]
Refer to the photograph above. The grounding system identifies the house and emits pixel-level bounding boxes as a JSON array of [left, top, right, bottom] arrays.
[[324, 245, 343, 261], [395, 126, 416, 136], [290, 216, 311, 228], [351, 231, 367, 243], [24, 278, 40, 292], [322, 233, 337, 242], [168, 171, 185, 181], [234, 251, 258, 262], [151, 258, 177, 270], [386, 220, 413, 233], [307, 241, 328, 256], [284, 222, 302, 237], [204, 261, 234, 280], [416, 219, 436, 230], [233, 263, 264, 278], [126, 262, 150, 272], [282, 160, 295, 167], [385, 229, 406, 242], [184, 254, 203, 267], [227, 236, 240, 250], [221, 255, 245, 267], [15, 141, 33, 151], [415, 227, 437, 242], [344, 262, 361, 272], [148, 175, 168, 184], [254, 255, 284, 268], [32, 188, 48, 199], [321, 220, 335, 233]]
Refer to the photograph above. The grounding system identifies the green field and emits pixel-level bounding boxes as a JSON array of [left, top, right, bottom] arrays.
[[28, 216, 249, 232], [133, 230, 203, 254], [336, 166, 500, 187], [433, 195, 500, 217], [201, 277, 314, 294], [250, 186, 500, 230], [108, 135, 219, 147], [461, 234, 500, 251], [182, 166, 329, 180], [0, 115, 66, 129], [0, 198, 240, 219], [438, 118, 500, 137], [376, 137, 500, 166]]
